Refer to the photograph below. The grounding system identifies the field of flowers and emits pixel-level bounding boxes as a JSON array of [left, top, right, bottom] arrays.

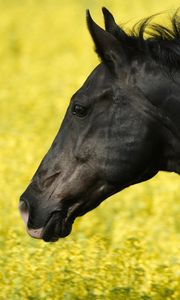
[[0, 0, 179, 299]]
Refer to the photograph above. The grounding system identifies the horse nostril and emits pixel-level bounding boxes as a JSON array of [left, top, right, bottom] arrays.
[[19, 200, 28, 212], [19, 198, 30, 225], [19, 195, 30, 211]]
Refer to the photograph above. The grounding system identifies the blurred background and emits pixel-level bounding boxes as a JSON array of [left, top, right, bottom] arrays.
[[0, 0, 179, 299]]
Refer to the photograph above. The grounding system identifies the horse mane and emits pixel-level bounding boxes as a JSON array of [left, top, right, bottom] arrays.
[[114, 10, 180, 72]]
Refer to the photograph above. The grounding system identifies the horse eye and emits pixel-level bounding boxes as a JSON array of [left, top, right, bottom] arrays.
[[72, 104, 87, 117]]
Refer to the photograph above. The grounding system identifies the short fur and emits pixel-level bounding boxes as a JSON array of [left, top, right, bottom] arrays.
[[19, 8, 180, 242]]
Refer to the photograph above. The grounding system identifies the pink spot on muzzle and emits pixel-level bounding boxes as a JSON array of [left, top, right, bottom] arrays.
[[27, 227, 43, 239], [19, 201, 43, 239]]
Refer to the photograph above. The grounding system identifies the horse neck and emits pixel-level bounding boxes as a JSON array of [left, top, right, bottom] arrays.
[[150, 73, 180, 175], [136, 68, 180, 175]]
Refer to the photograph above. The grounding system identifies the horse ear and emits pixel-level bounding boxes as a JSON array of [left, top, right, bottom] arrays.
[[102, 7, 129, 44], [86, 10, 127, 74], [102, 7, 118, 34]]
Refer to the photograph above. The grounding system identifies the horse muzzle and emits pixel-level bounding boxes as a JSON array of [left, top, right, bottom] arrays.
[[19, 200, 43, 239]]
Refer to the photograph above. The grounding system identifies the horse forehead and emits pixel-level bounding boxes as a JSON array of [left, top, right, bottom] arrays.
[[82, 63, 113, 93]]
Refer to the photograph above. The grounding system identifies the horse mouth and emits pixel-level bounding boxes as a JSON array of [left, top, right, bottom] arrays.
[[41, 211, 74, 242], [19, 196, 96, 242], [26, 212, 74, 242], [41, 202, 85, 242], [19, 201, 75, 242]]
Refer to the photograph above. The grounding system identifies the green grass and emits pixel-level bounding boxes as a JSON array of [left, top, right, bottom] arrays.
[[0, 1, 179, 299]]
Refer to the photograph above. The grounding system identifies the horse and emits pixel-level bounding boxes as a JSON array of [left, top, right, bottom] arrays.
[[19, 8, 180, 242]]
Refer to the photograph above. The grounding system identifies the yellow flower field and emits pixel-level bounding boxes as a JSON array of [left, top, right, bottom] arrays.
[[0, 0, 179, 299]]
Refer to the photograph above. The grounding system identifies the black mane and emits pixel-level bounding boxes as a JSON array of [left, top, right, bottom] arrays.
[[113, 10, 180, 72]]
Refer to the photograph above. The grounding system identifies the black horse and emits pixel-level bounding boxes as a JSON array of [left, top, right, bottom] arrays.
[[19, 8, 180, 242]]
